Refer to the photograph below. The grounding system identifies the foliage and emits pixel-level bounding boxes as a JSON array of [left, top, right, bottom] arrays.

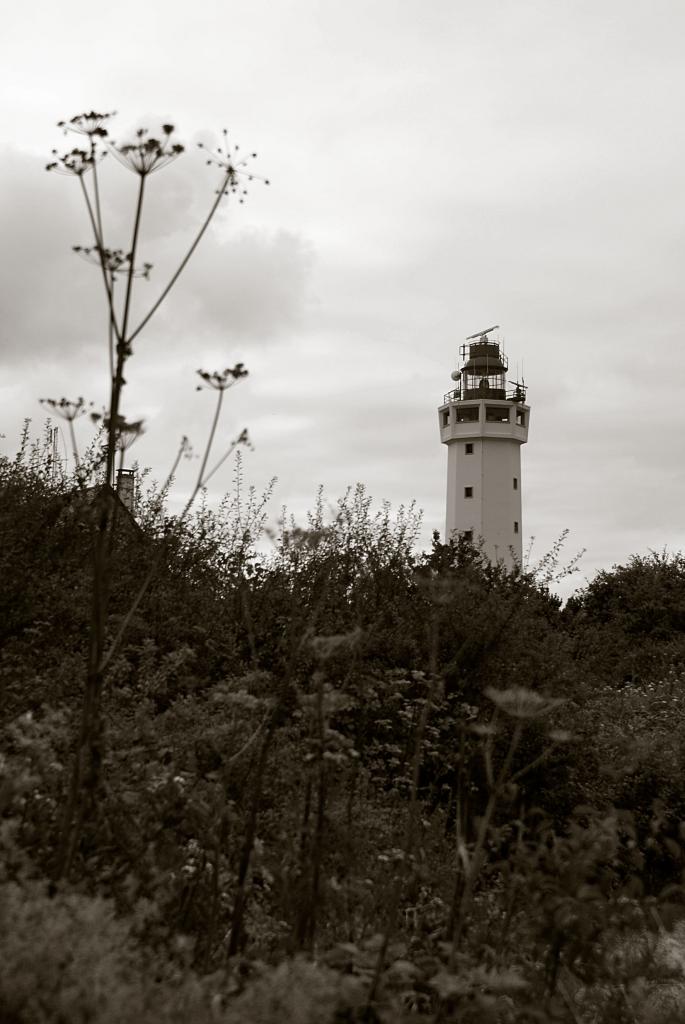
[[5, 105, 685, 1024], [565, 551, 685, 684], [5, 422, 685, 1021]]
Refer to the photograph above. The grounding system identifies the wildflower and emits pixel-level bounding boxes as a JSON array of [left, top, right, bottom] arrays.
[[46, 147, 97, 176], [110, 124, 184, 176], [73, 246, 152, 281], [57, 111, 115, 139], [196, 364, 249, 391], [47, 113, 114, 174], [40, 397, 93, 422], [485, 685, 564, 719], [90, 411, 145, 450], [115, 419, 145, 452], [198, 128, 270, 200]]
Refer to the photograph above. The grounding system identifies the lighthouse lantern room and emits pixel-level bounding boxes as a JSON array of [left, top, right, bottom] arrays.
[[438, 326, 530, 567]]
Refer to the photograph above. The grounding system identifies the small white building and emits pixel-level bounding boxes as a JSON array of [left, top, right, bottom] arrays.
[[438, 327, 529, 568]]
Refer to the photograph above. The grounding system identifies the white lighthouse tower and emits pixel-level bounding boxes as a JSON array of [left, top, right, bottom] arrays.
[[438, 326, 530, 568]]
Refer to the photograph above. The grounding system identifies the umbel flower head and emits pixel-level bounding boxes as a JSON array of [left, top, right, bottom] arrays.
[[46, 147, 99, 176], [40, 396, 94, 422], [72, 246, 152, 281], [198, 129, 270, 200], [196, 364, 249, 391], [90, 411, 145, 450], [110, 124, 184, 176], [47, 112, 115, 174], [57, 111, 115, 139], [485, 686, 565, 719]]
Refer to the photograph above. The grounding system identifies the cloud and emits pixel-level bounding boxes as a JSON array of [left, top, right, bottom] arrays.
[[5, 0, 685, 605], [0, 144, 314, 366], [162, 227, 315, 346], [0, 147, 100, 363]]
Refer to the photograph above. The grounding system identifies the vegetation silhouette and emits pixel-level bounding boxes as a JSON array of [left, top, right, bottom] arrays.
[[1, 110, 685, 1023]]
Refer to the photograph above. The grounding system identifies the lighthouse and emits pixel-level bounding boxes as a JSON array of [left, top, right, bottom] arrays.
[[438, 326, 529, 567]]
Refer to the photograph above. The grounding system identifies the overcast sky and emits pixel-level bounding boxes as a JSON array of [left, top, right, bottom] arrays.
[[2, 0, 685, 597]]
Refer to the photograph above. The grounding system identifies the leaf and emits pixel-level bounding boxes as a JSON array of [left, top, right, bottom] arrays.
[[430, 965, 529, 1000], [430, 969, 468, 1000], [387, 959, 422, 980], [471, 722, 498, 736], [663, 837, 683, 861], [548, 729, 573, 743]]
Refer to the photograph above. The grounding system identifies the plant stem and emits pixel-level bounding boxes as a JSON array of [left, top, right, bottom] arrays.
[[119, 174, 146, 347], [366, 676, 433, 1008], [78, 174, 121, 350], [294, 777, 313, 948], [307, 669, 328, 949], [98, 436, 187, 674], [67, 418, 80, 470], [90, 154, 118, 382], [450, 720, 523, 961], [55, 173, 148, 879], [446, 725, 467, 940], [227, 715, 276, 957], [126, 168, 233, 347], [195, 386, 224, 491]]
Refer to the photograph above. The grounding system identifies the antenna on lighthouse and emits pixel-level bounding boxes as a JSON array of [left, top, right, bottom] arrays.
[[465, 325, 500, 340]]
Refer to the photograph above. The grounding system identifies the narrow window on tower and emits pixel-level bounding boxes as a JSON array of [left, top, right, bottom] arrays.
[[514, 521, 519, 534], [464, 530, 473, 543], [456, 406, 479, 423], [465, 442, 473, 454], [513, 477, 518, 490], [516, 409, 526, 427], [486, 406, 510, 423], [464, 486, 473, 499], [441, 409, 450, 427]]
